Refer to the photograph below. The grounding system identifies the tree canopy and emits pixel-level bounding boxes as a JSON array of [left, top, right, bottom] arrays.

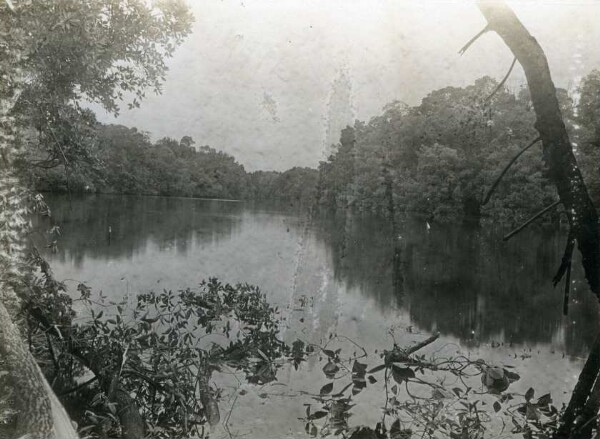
[[8, 0, 193, 170]]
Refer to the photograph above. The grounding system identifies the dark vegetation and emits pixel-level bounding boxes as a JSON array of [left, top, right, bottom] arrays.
[[25, 71, 600, 225], [316, 73, 600, 224], [22, 121, 319, 202]]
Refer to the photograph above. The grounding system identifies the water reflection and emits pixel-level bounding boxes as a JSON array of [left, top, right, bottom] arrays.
[[37, 194, 243, 267], [314, 210, 599, 356], [38, 195, 598, 357]]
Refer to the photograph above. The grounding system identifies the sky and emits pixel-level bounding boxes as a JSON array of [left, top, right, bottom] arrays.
[[93, 0, 600, 171]]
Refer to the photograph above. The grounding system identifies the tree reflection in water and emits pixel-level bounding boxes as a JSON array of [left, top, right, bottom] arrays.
[[313, 210, 599, 357], [37, 195, 598, 358]]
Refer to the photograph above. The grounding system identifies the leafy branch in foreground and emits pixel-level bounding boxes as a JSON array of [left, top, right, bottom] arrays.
[[24, 261, 291, 439], [24, 255, 569, 439], [298, 332, 560, 439]]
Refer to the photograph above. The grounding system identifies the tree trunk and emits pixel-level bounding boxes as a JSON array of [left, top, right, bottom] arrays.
[[476, 2, 600, 438], [0, 297, 79, 439], [477, 0, 600, 298]]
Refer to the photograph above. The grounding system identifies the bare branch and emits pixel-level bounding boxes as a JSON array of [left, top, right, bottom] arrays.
[[477, 0, 600, 297], [406, 332, 440, 355], [502, 200, 561, 242], [459, 25, 490, 55], [482, 137, 541, 205], [485, 56, 518, 102]]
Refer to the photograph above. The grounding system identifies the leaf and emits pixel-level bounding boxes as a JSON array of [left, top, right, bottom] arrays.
[[352, 381, 366, 395], [391, 365, 415, 384], [431, 388, 453, 400], [310, 411, 328, 420], [352, 361, 367, 375], [368, 364, 386, 374], [526, 403, 540, 421], [320, 382, 334, 396], [487, 367, 504, 380], [322, 361, 339, 379], [322, 349, 335, 358], [493, 401, 501, 413], [537, 393, 552, 406], [368, 375, 377, 384], [390, 419, 401, 435], [525, 387, 535, 402], [504, 369, 521, 382]]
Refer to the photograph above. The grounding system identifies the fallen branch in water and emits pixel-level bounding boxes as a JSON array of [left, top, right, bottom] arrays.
[[406, 332, 440, 355]]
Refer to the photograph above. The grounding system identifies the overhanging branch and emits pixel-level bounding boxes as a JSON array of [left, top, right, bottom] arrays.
[[477, 0, 600, 298], [482, 136, 541, 205]]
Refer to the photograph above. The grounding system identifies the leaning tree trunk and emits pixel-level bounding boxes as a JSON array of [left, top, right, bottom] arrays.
[[476, 2, 600, 438], [477, 1, 599, 298], [0, 2, 78, 437], [0, 78, 79, 439]]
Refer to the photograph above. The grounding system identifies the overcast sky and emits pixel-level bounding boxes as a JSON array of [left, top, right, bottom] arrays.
[[94, 0, 600, 171]]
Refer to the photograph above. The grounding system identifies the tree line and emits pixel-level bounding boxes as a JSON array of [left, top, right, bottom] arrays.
[[22, 121, 319, 202], [316, 72, 600, 224], [25, 70, 600, 224]]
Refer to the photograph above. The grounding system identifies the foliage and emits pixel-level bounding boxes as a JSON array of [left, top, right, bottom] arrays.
[[247, 167, 319, 204], [8, 0, 193, 180], [27, 124, 320, 202], [25, 257, 292, 438], [314, 75, 599, 224], [27, 70, 600, 222], [298, 333, 561, 439], [26, 253, 568, 439]]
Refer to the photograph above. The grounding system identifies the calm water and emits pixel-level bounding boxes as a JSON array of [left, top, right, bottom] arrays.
[[37, 194, 599, 438]]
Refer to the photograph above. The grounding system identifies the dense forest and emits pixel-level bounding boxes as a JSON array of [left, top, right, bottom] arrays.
[[316, 72, 600, 223], [21, 122, 318, 202], [25, 70, 600, 224]]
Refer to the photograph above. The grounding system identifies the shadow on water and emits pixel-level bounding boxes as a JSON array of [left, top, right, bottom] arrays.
[[36, 194, 599, 357], [312, 210, 599, 357], [35, 194, 244, 267]]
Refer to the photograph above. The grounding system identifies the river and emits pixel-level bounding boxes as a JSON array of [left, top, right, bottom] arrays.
[[37, 193, 599, 438]]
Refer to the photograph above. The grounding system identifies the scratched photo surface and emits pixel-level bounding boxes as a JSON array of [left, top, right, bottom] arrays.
[[1, 1, 600, 438]]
